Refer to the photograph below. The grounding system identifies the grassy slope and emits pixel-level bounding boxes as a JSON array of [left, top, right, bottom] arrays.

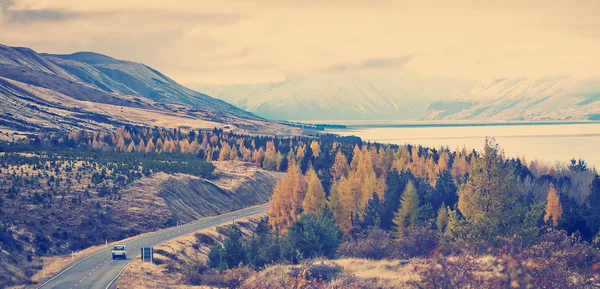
[[1, 159, 278, 288]]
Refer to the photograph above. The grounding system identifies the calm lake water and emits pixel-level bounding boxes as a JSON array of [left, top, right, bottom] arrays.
[[328, 122, 600, 169]]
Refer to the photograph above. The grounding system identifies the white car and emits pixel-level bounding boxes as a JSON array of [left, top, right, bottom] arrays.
[[112, 245, 127, 260]]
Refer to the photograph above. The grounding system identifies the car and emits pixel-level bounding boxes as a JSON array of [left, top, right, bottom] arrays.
[[112, 245, 127, 260]]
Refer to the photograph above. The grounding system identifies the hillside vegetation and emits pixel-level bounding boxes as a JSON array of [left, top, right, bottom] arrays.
[[137, 134, 600, 288], [2, 123, 599, 288], [0, 133, 279, 287]]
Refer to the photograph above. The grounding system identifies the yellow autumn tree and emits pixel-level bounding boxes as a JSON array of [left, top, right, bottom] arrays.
[[137, 139, 146, 152], [179, 139, 192, 154], [263, 141, 279, 170], [328, 184, 347, 231], [438, 150, 450, 173], [296, 144, 306, 161], [115, 136, 126, 151], [268, 159, 307, 232], [145, 138, 155, 153], [126, 141, 136, 152], [302, 166, 326, 215], [451, 147, 468, 180], [331, 150, 349, 181], [310, 140, 321, 158], [219, 142, 231, 161], [392, 146, 411, 172], [544, 184, 562, 228], [409, 146, 427, 179], [332, 176, 359, 233], [155, 138, 164, 153], [352, 146, 383, 210], [332, 146, 385, 233]]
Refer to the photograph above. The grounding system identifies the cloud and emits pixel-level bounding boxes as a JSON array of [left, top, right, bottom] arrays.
[[0, 0, 81, 24], [319, 54, 415, 74], [2, 0, 600, 84]]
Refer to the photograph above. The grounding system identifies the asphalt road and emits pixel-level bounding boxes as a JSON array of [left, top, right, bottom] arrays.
[[37, 204, 269, 289]]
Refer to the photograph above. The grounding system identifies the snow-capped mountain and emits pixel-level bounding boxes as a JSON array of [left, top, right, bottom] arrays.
[[193, 73, 476, 121], [423, 76, 600, 121]]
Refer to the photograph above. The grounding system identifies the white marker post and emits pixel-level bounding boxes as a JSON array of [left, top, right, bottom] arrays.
[[105, 239, 108, 248], [43, 266, 45, 278], [71, 251, 74, 260]]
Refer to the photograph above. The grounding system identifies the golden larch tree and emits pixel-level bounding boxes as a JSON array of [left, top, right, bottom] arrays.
[[438, 150, 450, 173], [137, 139, 146, 152], [331, 150, 349, 181], [392, 146, 411, 172], [310, 140, 321, 157], [267, 159, 307, 232], [451, 148, 468, 180], [126, 141, 136, 152], [544, 184, 562, 228], [302, 166, 326, 215], [145, 138, 155, 153]]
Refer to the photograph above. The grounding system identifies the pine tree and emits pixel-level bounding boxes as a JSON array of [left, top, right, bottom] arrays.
[[587, 176, 600, 236], [360, 192, 382, 229], [457, 138, 522, 241], [223, 225, 246, 269], [426, 170, 458, 211], [207, 243, 225, 270], [392, 180, 419, 237], [544, 184, 562, 227], [302, 166, 326, 215]]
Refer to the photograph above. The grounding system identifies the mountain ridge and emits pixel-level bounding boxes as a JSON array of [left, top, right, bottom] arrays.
[[423, 76, 600, 121], [195, 74, 600, 122], [194, 74, 476, 121], [0, 44, 298, 136]]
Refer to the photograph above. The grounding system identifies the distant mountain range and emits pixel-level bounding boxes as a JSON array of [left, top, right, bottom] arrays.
[[423, 76, 600, 121], [194, 74, 475, 121], [194, 75, 600, 122], [0, 44, 296, 135]]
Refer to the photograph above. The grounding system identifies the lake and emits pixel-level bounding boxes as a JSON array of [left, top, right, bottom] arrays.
[[327, 122, 600, 169]]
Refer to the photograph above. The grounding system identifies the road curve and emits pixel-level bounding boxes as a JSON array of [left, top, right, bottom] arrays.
[[37, 204, 269, 289]]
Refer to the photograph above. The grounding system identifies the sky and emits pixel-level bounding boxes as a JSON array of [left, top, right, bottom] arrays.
[[1, 0, 599, 85]]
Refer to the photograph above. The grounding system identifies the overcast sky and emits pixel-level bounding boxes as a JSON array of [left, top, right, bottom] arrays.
[[1, 0, 599, 84]]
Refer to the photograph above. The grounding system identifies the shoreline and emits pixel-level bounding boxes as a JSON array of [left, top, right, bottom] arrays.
[[320, 120, 600, 130]]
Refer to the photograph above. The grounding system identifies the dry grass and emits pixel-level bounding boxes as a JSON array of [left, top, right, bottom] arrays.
[[332, 258, 418, 283]]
